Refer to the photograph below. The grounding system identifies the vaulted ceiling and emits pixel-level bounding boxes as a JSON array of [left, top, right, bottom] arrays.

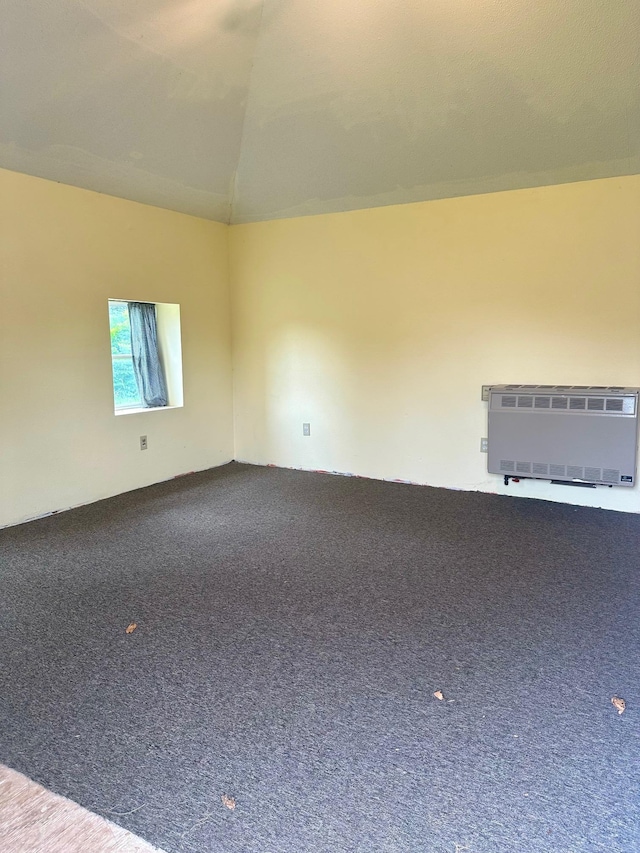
[[2, 0, 639, 223]]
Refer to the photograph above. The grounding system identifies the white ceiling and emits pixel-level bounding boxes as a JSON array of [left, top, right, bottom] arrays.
[[2, 0, 639, 223]]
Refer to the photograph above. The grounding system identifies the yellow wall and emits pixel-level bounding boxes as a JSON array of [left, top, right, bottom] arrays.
[[0, 169, 233, 527], [230, 175, 640, 512]]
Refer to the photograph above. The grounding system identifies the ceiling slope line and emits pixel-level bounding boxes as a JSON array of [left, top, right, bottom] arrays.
[[227, 0, 267, 225]]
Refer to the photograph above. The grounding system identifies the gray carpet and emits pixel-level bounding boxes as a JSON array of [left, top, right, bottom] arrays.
[[1, 462, 639, 853]]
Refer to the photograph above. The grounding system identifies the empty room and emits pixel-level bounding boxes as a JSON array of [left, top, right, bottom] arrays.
[[1, 1, 639, 852]]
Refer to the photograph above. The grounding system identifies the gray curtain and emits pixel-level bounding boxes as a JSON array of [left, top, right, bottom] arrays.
[[128, 302, 168, 408]]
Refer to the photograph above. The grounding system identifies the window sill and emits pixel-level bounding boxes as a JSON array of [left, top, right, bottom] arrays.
[[115, 404, 182, 416]]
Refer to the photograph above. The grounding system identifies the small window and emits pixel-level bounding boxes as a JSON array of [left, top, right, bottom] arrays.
[[108, 299, 183, 415]]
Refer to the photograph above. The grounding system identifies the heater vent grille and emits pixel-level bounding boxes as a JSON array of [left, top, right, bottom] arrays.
[[497, 392, 636, 416], [501, 384, 632, 392], [498, 461, 620, 484]]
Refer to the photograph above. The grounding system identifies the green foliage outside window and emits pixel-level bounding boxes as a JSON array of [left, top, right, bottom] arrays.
[[109, 301, 142, 408]]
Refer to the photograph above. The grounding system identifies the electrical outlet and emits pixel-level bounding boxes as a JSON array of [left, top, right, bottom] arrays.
[[481, 385, 492, 402], [140, 435, 148, 450], [480, 437, 488, 453], [303, 423, 311, 436]]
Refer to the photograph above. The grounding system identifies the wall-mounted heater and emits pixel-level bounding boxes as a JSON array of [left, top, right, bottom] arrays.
[[488, 385, 640, 487]]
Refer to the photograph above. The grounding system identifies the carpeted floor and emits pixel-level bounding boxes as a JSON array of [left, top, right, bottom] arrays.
[[1, 462, 639, 853]]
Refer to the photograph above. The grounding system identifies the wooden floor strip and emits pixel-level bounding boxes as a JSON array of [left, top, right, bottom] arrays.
[[0, 765, 166, 853]]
